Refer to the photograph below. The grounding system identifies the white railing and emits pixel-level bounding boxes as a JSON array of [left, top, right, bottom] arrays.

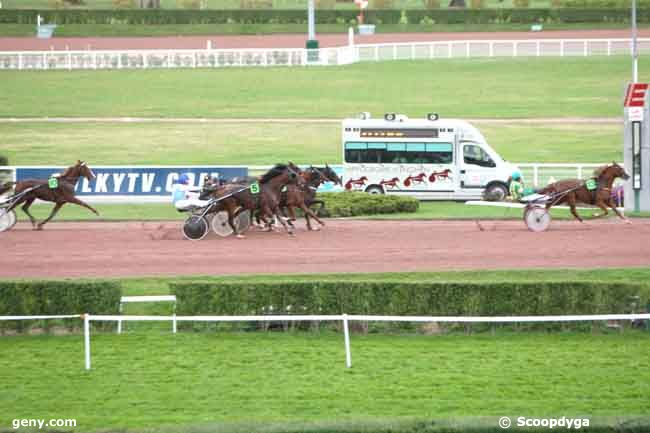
[[2, 313, 649, 371], [517, 163, 622, 188], [353, 38, 650, 63], [0, 38, 647, 71]]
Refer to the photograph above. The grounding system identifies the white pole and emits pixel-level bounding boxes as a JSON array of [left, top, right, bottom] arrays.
[[343, 314, 352, 368], [632, 0, 639, 83], [348, 27, 354, 47], [117, 302, 122, 334], [307, 0, 315, 40], [84, 314, 91, 371], [172, 302, 177, 334]]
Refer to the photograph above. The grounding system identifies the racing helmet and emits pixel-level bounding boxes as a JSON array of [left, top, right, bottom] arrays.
[[511, 171, 522, 181], [178, 173, 191, 185]]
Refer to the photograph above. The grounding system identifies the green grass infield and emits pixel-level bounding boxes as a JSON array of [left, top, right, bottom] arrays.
[[0, 57, 642, 119]]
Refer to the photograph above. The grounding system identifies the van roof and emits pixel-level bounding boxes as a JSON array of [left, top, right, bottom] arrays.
[[342, 117, 474, 129]]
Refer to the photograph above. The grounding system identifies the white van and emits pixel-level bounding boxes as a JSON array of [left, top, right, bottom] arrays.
[[342, 113, 519, 200]]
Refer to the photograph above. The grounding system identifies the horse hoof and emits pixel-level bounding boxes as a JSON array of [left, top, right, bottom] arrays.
[[236, 234, 246, 239], [624, 219, 632, 225], [35, 225, 43, 231]]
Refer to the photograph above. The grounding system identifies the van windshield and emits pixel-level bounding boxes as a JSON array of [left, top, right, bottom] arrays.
[[462, 143, 496, 168]]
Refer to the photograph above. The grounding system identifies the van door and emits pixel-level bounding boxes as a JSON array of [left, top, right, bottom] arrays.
[[459, 143, 497, 189]]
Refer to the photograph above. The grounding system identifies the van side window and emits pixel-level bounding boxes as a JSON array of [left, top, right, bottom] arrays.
[[463, 144, 495, 168], [345, 142, 453, 164]]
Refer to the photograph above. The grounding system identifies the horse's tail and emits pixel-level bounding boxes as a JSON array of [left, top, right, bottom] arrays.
[[0, 181, 15, 195]]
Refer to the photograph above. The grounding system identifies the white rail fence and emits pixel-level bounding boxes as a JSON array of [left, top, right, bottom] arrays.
[[2, 313, 649, 371], [1, 38, 648, 71]]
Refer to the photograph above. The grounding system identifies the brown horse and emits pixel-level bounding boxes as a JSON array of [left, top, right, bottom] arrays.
[[209, 163, 304, 238], [281, 164, 342, 231], [539, 162, 630, 223], [1, 160, 98, 230]]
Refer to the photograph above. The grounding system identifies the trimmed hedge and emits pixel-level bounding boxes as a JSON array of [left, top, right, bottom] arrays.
[[0, 281, 121, 333], [318, 192, 419, 217], [171, 280, 646, 332], [2, 8, 650, 25]]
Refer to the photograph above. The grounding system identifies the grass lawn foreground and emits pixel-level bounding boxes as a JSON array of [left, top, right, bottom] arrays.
[[1, 331, 649, 432]]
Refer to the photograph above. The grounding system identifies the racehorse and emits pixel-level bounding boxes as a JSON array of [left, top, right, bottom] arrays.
[[208, 163, 304, 238], [429, 169, 453, 183], [403, 173, 427, 187], [0, 160, 98, 230], [281, 164, 342, 231], [538, 162, 630, 223], [380, 177, 400, 189]]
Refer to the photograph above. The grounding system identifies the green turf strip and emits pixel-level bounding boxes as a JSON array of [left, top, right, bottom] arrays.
[[0, 57, 642, 119], [1, 332, 648, 432], [0, 121, 623, 165]]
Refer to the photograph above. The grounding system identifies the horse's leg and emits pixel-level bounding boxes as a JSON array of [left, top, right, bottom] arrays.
[[567, 195, 583, 223], [14, 197, 37, 228], [271, 205, 293, 235], [608, 197, 631, 224], [299, 202, 325, 229], [228, 203, 246, 239], [592, 199, 610, 219], [36, 202, 64, 230], [66, 196, 100, 215]]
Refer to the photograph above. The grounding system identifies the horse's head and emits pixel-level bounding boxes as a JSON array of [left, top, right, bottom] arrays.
[[610, 162, 630, 181], [78, 161, 96, 181], [596, 162, 630, 182], [287, 162, 306, 187], [62, 160, 95, 181], [323, 164, 343, 186]]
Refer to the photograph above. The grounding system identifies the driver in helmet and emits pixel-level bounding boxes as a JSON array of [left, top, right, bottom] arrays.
[[508, 171, 524, 201]]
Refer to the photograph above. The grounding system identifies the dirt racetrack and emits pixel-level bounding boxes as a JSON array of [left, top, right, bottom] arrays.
[[1, 219, 649, 278], [2, 29, 650, 51]]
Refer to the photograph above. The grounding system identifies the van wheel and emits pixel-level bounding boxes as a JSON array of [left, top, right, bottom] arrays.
[[483, 183, 508, 202], [365, 185, 384, 195]]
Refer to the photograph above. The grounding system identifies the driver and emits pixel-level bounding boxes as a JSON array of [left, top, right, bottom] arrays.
[[508, 171, 524, 201]]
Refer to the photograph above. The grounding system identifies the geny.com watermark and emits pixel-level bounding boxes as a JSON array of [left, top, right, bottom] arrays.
[[499, 416, 590, 430], [12, 419, 77, 430]]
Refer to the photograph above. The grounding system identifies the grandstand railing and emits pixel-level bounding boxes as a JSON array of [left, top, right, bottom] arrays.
[[2, 313, 649, 371], [0, 38, 647, 70]]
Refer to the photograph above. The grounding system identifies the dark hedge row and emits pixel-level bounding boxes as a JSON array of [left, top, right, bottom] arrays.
[[0, 281, 121, 333], [2, 8, 649, 25], [171, 281, 646, 332], [318, 192, 419, 217]]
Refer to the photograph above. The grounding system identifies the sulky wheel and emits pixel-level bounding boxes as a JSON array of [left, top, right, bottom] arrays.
[[182, 215, 209, 241], [0, 208, 16, 233], [235, 210, 251, 233], [211, 210, 234, 237], [524, 206, 551, 232]]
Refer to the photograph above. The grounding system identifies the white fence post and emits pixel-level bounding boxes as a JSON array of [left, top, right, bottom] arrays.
[[343, 314, 352, 368], [560, 40, 565, 57], [84, 314, 91, 371], [533, 165, 539, 187]]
